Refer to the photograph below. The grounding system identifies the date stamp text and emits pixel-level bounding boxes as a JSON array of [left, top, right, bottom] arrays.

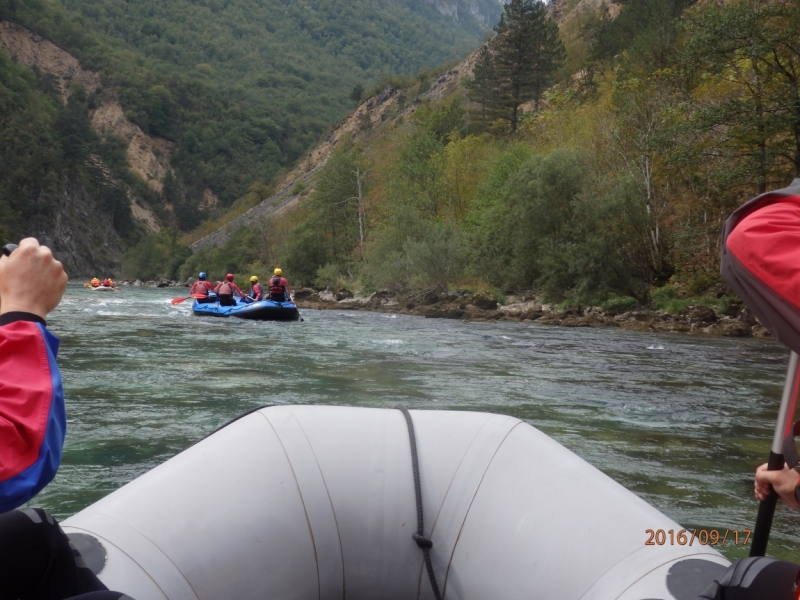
[[645, 528, 751, 547]]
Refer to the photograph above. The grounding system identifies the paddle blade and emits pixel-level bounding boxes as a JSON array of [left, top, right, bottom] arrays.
[[171, 297, 189, 305]]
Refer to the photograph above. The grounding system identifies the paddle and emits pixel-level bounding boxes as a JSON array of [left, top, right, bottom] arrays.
[[171, 294, 210, 305], [750, 353, 800, 556]]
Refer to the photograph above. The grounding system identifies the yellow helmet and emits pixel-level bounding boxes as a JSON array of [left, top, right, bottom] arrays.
[[250, 276, 258, 283], [92, 278, 99, 283], [273, 267, 282, 276]]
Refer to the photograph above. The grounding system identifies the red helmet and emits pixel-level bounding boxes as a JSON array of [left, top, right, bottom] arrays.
[[225, 273, 234, 281]]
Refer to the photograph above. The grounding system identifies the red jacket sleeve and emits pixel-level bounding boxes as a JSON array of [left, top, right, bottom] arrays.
[[0, 321, 65, 511]]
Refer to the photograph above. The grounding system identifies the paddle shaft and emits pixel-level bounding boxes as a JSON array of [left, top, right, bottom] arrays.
[[172, 294, 211, 305], [750, 351, 800, 557]]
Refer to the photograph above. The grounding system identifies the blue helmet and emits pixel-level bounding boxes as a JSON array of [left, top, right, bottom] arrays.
[[199, 272, 207, 280]]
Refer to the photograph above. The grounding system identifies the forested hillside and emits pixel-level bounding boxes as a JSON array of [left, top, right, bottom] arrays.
[[178, 0, 800, 314], [0, 0, 500, 274]]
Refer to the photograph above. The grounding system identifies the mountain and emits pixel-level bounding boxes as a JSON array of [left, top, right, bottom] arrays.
[[0, 0, 502, 275]]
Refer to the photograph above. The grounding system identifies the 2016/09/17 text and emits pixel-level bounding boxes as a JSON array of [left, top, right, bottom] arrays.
[[645, 529, 751, 547]]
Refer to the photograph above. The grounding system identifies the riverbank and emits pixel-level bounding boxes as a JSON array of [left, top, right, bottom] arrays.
[[115, 278, 768, 339], [292, 288, 770, 339]]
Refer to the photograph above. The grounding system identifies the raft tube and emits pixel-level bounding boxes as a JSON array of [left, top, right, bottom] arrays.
[[62, 406, 729, 599], [192, 296, 299, 321], [91, 286, 117, 292]]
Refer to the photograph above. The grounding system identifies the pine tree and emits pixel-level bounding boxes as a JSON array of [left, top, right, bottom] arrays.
[[350, 84, 364, 105], [466, 46, 497, 125], [482, 0, 565, 132]]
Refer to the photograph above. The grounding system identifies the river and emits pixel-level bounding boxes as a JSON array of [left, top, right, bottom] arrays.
[[32, 283, 799, 561]]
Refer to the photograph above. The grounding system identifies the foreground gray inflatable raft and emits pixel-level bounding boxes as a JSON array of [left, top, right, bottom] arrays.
[[62, 406, 729, 599]]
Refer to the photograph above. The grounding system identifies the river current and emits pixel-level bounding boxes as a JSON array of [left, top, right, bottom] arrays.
[[33, 284, 799, 561]]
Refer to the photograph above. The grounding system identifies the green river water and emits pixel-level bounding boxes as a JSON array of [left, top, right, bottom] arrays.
[[33, 283, 800, 561]]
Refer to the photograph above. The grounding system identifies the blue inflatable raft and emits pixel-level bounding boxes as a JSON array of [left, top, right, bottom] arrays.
[[192, 295, 300, 321]]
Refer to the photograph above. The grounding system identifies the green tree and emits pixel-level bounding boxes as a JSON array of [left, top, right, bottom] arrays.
[[145, 85, 176, 139], [466, 46, 497, 125], [55, 86, 95, 168], [310, 144, 366, 263], [401, 220, 465, 293], [588, 0, 691, 72], [350, 83, 364, 104], [602, 81, 675, 284], [483, 0, 565, 132], [682, 0, 800, 190]]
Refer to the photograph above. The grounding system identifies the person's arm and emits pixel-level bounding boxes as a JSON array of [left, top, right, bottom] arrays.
[[0, 319, 65, 512], [755, 463, 800, 510], [0, 238, 68, 511]]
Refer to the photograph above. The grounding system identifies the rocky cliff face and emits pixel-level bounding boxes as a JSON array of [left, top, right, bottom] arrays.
[[0, 20, 170, 228], [0, 20, 175, 276], [28, 177, 125, 279], [426, 0, 459, 20], [423, 0, 505, 26]]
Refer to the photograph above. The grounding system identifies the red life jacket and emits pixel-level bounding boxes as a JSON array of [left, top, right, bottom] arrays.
[[270, 277, 286, 295], [251, 283, 264, 300], [218, 282, 233, 296], [192, 281, 210, 296]]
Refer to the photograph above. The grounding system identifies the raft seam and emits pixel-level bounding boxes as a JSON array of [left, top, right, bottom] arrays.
[[413, 415, 502, 600], [441, 420, 524, 599], [288, 410, 347, 600], [257, 410, 323, 600]]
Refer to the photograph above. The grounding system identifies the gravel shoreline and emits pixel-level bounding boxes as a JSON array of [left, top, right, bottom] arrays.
[[292, 288, 771, 340]]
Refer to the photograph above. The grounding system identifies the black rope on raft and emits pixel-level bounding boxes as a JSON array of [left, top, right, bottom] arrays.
[[395, 405, 442, 600]]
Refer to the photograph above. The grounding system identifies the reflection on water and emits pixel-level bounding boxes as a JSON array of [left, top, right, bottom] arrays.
[[34, 284, 799, 560]]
